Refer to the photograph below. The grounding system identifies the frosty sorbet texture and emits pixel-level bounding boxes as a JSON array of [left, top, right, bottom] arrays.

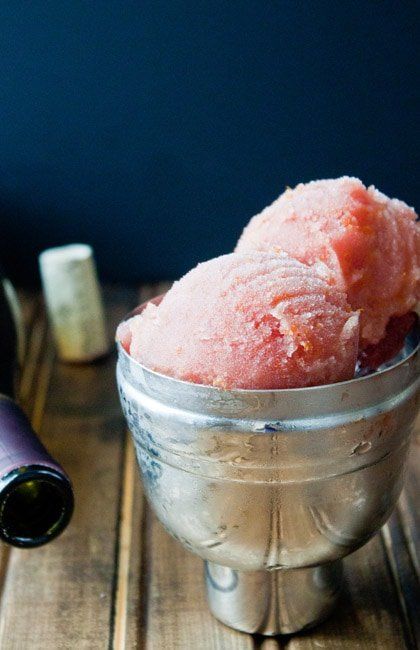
[[236, 177, 419, 347], [120, 253, 359, 389]]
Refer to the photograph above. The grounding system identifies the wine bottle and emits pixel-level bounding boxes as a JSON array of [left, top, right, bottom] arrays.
[[0, 272, 19, 397], [0, 268, 74, 547]]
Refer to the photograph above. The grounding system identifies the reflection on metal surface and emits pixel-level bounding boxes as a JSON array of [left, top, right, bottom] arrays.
[[205, 562, 238, 593], [205, 560, 343, 635]]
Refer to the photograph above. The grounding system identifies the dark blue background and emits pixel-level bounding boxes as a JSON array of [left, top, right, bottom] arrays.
[[0, 1, 418, 285]]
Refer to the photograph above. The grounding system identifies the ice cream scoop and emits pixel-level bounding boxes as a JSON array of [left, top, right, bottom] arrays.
[[119, 252, 360, 389], [235, 177, 419, 349]]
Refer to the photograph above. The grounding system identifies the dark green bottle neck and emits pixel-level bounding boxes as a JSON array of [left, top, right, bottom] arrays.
[[0, 465, 74, 548]]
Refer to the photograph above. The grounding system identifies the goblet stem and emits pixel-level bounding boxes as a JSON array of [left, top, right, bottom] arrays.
[[205, 560, 343, 635]]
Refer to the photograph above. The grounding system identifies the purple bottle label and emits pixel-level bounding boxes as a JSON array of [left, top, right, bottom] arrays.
[[0, 396, 64, 480]]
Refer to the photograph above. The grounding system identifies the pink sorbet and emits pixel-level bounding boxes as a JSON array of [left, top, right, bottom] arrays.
[[235, 177, 419, 347], [358, 311, 418, 370], [119, 252, 360, 390]]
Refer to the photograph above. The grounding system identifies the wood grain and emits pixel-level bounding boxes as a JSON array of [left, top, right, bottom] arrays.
[[382, 518, 418, 648], [110, 284, 164, 650], [285, 534, 411, 650], [0, 287, 136, 650], [379, 417, 420, 649], [112, 435, 145, 650], [0, 293, 40, 613], [398, 415, 420, 579], [141, 511, 255, 650], [257, 639, 284, 650]]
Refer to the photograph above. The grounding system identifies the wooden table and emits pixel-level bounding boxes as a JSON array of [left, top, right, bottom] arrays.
[[0, 286, 418, 649]]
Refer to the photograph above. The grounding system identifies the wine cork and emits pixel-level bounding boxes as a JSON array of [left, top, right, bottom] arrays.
[[39, 244, 109, 362]]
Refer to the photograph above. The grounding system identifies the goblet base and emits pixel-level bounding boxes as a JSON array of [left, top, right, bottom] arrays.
[[205, 560, 343, 635]]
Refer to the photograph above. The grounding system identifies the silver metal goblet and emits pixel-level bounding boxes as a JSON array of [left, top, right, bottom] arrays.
[[116, 301, 419, 635]]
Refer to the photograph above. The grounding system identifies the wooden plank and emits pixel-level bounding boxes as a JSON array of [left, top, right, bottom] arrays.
[[15, 291, 41, 407], [112, 435, 145, 650], [398, 416, 420, 578], [0, 293, 41, 612], [382, 518, 419, 648], [141, 511, 254, 650], [285, 535, 411, 650], [257, 640, 284, 649], [111, 284, 168, 649], [0, 546, 11, 604], [0, 287, 136, 650], [378, 417, 420, 649], [0, 296, 50, 635]]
